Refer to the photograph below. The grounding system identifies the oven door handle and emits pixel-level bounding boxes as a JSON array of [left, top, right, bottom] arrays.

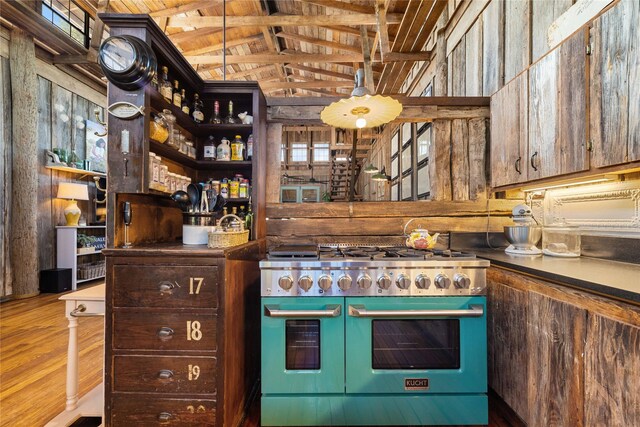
[[348, 304, 484, 318], [264, 304, 342, 318]]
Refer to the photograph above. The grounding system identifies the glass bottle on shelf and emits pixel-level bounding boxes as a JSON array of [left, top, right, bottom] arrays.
[[231, 134, 245, 161], [192, 93, 204, 123], [209, 100, 222, 124], [203, 136, 216, 161], [217, 137, 231, 161], [238, 205, 246, 220], [225, 100, 237, 124], [246, 133, 254, 160], [159, 66, 172, 102], [231, 206, 238, 216], [181, 89, 190, 115], [172, 80, 181, 107], [245, 201, 253, 239], [151, 72, 158, 91]]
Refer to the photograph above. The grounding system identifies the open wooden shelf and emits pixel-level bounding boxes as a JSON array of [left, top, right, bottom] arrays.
[[150, 139, 253, 171], [46, 165, 106, 178]]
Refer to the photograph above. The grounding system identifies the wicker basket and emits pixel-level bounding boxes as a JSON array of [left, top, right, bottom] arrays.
[[207, 214, 249, 248]]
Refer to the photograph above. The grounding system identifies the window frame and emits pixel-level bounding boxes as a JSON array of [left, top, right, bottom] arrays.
[[40, 0, 92, 48]]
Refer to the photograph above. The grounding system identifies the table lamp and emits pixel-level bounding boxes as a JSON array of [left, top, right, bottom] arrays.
[[57, 183, 89, 226]]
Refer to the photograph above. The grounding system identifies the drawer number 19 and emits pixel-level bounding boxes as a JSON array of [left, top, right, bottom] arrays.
[[188, 364, 200, 380], [186, 320, 202, 341], [189, 277, 204, 295]]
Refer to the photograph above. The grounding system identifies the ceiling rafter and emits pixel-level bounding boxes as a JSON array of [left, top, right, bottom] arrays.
[[149, 1, 214, 18], [166, 13, 403, 28], [180, 33, 264, 56], [284, 64, 354, 81], [297, 0, 375, 14], [275, 32, 361, 53]]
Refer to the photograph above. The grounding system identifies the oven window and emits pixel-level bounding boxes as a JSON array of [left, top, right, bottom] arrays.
[[286, 320, 320, 370], [372, 320, 460, 369]]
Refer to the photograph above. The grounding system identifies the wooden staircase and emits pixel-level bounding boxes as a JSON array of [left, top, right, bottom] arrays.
[[328, 129, 380, 201]]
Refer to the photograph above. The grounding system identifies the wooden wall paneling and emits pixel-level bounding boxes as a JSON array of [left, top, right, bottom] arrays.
[[558, 29, 588, 175], [451, 119, 469, 200], [9, 29, 39, 298], [628, 0, 640, 163], [468, 118, 487, 200], [37, 77, 54, 271], [585, 314, 640, 426], [51, 84, 74, 226], [451, 41, 466, 96], [503, 0, 530, 83], [531, 0, 573, 63], [487, 280, 529, 423], [434, 7, 449, 96], [481, 0, 504, 96], [430, 120, 452, 201], [447, 51, 453, 97], [490, 72, 528, 187], [527, 292, 586, 426], [528, 48, 558, 180], [464, 18, 483, 96], [0, 56, 11, 296]]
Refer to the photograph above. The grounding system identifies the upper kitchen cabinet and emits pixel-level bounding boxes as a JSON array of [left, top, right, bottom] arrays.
[[491, 72, 529, 187], [529, 29, 588, 180], [589, 0, 640, 168]]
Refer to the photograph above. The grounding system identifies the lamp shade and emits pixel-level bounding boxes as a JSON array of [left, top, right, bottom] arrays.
[[57, 182, 89, 201], [321, 94, 402, 129], [371, 167, 390, 182], [364, 164, 379, 174]]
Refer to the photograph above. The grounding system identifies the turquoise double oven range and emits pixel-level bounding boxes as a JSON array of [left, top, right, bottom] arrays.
[[260, 245, 489, 426]]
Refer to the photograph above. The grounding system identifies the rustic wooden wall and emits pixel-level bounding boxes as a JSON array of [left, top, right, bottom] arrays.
[[265, 199, 517, 248], [0, 26, 106, 298]]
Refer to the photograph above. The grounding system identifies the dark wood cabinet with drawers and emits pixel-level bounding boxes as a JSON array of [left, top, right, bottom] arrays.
[[103, 242, 263, 427]]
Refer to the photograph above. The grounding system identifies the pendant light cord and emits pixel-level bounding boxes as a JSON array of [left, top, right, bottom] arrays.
[[223, 0, 226, 80]]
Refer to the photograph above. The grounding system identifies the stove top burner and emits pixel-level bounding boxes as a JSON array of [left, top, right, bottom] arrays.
[[318, 246, 475, 260]]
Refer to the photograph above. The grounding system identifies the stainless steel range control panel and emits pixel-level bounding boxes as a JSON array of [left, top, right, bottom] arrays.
[[259, 259, 489, 297]]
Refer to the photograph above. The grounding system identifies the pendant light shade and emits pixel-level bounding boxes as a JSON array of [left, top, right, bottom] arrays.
[[364, 164, 379, 174], [371, 167, 390, 182], [321, 69, 402, 129]]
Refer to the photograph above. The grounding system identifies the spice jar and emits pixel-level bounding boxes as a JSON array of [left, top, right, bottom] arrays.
[[239, 180, 249, 198], [149, 112, 169, 143]]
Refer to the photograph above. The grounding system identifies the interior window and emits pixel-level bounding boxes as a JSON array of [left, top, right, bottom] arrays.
[[291, 143, 308, 162], [313, 143, 330, 163]]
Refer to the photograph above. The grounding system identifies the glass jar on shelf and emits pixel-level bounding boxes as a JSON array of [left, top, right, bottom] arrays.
[[150, 112, 169, 143], [178, 133, 187, 155], [161, 109, 176, 146], [186, 141, 196, 159], [159, 163, 169, 192]]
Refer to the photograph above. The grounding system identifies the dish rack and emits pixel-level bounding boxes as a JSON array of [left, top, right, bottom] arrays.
[[208, 214, 249, 248], [78, 260, 106, 280]]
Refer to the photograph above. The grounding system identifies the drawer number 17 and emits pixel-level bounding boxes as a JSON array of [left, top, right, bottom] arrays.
[[189, 278, 204, 295], [186, 320, 202, 341]]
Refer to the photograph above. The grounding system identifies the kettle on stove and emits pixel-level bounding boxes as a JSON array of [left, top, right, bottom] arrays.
[[403, 218, 439, 249]]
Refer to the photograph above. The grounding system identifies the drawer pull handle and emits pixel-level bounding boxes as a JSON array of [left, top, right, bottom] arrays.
[[158, 369, 174, 380], [158, 412, 172, 423], [157, 327, 174, 339], [158, 281, 175, 293]]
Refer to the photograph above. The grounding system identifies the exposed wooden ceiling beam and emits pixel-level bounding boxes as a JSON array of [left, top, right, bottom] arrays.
[[298, 0, 375, 14], [225, 64, 277, 79], [284, 64, 354, 80], [275, 32, 361, 53], [260, 80, 356, 90], [318, 25, 378, 39], [375, 0, 391, 61], [186, 53, 364, 64], [360, 26, 375, 92], [166, 14, 403, 28], [180, 33, 263, 56], [149, 1, 213, 18], [169, 27, 219, 44]]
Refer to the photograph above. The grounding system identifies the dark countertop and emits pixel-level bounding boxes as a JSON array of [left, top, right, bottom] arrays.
[[103, 239, 265, 259], [472, 248, 640, 304]]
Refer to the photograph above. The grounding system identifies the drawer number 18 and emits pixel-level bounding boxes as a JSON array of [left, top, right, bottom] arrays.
[[186, 320, 202, 341], [189, 277, 204, 295]]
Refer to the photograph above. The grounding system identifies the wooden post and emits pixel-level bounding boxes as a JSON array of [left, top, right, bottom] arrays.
[[349, 129, 357, 202], [9, 29, 39, 298], [434, 7, 449, 96], [266, 123, 283, 203]]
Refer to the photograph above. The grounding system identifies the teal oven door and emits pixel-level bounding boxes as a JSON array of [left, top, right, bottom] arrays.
[[262, 297, 344, 394], [345, 296, 487, 394]]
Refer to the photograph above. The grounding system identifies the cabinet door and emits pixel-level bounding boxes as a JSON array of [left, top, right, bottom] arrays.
[[585, 314, 640, 426], [590, 0, 640, 167], [529, 29, 588, 180], [490, 72, 529, 187], [527, 292, 587, 426]]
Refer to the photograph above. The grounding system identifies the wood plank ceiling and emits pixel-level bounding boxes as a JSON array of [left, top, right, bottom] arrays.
[[105, 0, 447, 97]]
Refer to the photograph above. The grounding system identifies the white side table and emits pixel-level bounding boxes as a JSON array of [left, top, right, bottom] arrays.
[[46, 284, 105, 427]]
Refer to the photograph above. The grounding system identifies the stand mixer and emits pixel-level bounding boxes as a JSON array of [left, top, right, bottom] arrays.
[[503, 204, 542, 255]]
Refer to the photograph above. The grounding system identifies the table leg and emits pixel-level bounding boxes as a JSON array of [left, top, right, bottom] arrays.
[[65, 309, 79, 411]]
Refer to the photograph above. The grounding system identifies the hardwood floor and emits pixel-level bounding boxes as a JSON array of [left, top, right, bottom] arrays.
[[0, 284, 104, 427]]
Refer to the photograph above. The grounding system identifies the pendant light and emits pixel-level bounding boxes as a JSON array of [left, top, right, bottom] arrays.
[[363, 164, 379, 174], [371, 167, 390, 182], [320, 69, 402, 129]]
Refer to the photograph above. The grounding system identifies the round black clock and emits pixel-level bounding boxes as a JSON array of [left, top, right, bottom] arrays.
[[98, 35, 157, 90]]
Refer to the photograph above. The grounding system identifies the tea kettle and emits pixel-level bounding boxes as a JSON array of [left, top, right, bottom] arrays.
[[403, 218, 439, 249]]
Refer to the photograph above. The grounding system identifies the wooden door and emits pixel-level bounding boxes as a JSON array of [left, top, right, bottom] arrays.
[[527, 292, 587, 426], [590, 0, 640, 167], [490, 72, 529, 187], [529, 29, 588, 180]]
